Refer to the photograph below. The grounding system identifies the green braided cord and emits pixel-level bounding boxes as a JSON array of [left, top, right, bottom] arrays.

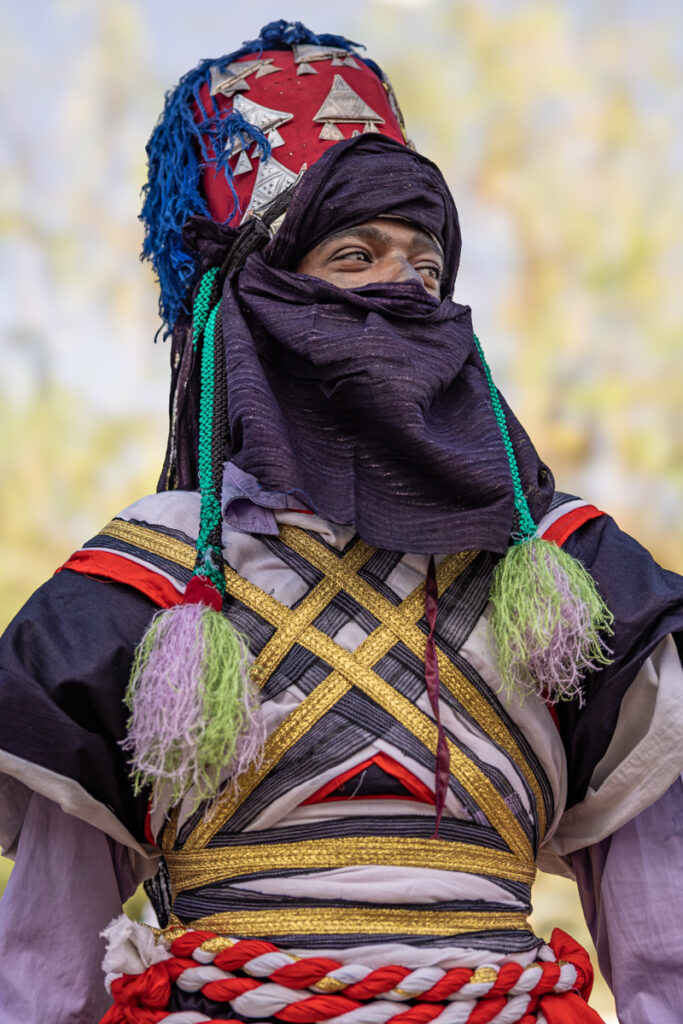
[[195, 299, 225, 594], [473, 334, 536, 543], [192, 267, 220, 352]]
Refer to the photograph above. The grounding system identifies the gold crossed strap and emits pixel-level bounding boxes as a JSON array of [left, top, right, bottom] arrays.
[[98, 519, 545, 863]]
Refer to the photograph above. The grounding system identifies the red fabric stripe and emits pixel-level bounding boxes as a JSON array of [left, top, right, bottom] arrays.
[[310, 792, 434, 805], [143, 803, 157, 847], [537, 697, 562, 735], [57, 550, 183, 609], [541, 505, 604, 548], [301, 755, 377, 804], [302, 751, 435, 806]]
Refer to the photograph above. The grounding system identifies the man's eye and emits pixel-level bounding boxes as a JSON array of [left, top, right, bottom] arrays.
[[417, 263, 442, 280], [332, 248, 372, 264]]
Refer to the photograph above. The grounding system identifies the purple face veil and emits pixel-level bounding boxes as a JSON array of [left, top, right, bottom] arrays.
[[217, 134, 554, 555]]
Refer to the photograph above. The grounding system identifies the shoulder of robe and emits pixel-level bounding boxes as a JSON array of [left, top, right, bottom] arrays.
[[544, 494, 683, 810], [0, 563, 162, 855], [57, 489, 203, 607]]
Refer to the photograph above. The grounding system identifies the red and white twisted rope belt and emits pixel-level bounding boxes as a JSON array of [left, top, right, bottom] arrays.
[[100, 927, 605, 1024]]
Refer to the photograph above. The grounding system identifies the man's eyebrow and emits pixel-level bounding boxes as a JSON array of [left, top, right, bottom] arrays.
[[407, 231, 443, 260], [321, 223, 444, 260], [321, 224, 393, 247]]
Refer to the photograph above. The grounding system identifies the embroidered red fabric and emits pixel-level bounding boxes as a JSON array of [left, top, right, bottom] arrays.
[[541, 506, 604, 549], [194, 49, 407, 223], [56, 550, 181, 609]]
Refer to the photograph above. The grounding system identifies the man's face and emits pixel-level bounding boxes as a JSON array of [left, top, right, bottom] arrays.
[[295, 218, 444, 297]]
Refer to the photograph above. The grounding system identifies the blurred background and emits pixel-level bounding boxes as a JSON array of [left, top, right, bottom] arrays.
[[1, 1, 682, 1020]]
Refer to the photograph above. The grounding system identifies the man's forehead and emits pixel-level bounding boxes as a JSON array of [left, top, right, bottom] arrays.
[[318, 219, 444, 257]]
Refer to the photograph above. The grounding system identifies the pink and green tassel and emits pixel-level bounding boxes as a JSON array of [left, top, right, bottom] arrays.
[[122, 586, 261, 808], [474, 335, 613, 703], [122, 270, 263, 809]]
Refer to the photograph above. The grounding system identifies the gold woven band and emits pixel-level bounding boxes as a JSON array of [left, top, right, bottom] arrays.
[[160, 905, 531, 939], [164, 835, 536, 897]]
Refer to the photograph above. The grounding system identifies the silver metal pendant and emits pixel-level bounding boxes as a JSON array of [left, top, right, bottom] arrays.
[[267, 128, 285, 149], [343, 55, 360, 69], [296, 62, 318, 75], [210, 59, 281, 97], [255, 62, 281, 79], [292, 43, 351, 65], [242, 156, 299, 221], [362, 121, 379, 133], [249, 163, 307, 234], [234, 149, 253, 175], [314, 74, 385, 125], [382, 76, 408, 141], [318, 122, 345, 141], [210, 68, 250, 97], [232, 94, 294, 134]]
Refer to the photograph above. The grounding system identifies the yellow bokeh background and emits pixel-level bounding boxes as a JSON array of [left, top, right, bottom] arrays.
[[2, 3, 682, 1021]]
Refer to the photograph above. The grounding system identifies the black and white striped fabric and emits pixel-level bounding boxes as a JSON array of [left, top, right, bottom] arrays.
[[84, 501, 558, 962]]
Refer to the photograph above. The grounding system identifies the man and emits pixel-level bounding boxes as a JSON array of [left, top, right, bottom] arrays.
[[0, 22, 681, 1024]]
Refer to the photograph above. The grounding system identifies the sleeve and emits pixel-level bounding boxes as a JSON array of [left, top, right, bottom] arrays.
[[556, 512, 683, 810], [570, 775, 683, 1024], [0, 791, 138, 1022], [0, 568, 159, 864]]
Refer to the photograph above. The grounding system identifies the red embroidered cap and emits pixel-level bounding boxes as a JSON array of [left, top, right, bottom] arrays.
[[196, 44, 408, 223], [141, 21, 410, 331]]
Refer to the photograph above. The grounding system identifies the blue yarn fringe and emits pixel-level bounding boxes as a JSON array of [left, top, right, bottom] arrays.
[[141, 20, 370, 334]]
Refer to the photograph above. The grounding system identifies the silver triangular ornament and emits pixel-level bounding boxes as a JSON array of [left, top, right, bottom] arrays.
[[242, 156, 298, 221], [363, 121, 379, 133], [331, 56, 344, 66], [313, 74, 385, 125], [245, 156, 299, 217], [234, 149, 252, 175], [226, 60, 261, 77], [292, 43, 349, 65], [267, 127, 285, 149], [297, 62, 318, 76], [210, 63, 251, 97], [211, 59, 280, 96], [344, 55, 360, 69], [319, 121, 345, 141], [233, 93, 294, 134], [210, 70, 250, 97], [255, 62, 281, 78], [351, 129, 361, 137]]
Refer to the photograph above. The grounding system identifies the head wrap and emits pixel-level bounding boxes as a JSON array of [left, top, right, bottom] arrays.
[[210, 134, 553, 555]]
